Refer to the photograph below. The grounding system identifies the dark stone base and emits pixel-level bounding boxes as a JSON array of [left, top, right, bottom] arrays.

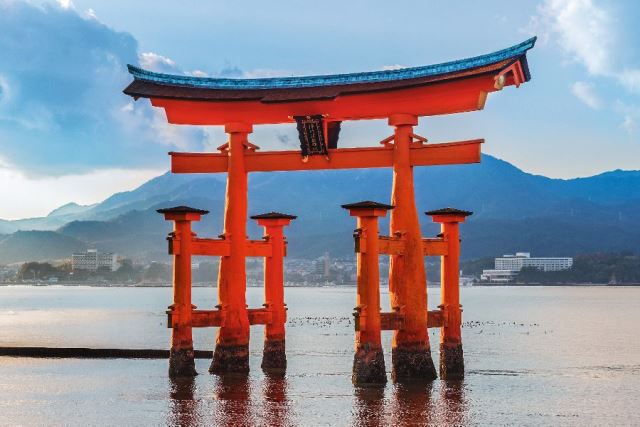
[[209, 344, 249, 375], [169, 348, 197, 377], [352, 346, 387, 386], [440, 343, 464, 380], [391, 346, 437, 383], [261, 340, 286, 374]]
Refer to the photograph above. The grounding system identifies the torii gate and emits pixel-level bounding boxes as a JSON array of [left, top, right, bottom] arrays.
[[124, 37, 536, 383]]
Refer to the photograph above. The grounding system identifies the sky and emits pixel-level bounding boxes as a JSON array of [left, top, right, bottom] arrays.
[[0, 0, 639, 219]]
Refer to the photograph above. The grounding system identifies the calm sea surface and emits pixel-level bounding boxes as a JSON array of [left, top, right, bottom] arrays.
[[0, 286, 638, 426]]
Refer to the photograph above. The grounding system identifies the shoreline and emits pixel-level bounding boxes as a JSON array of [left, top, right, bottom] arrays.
[[1, 282, 638, 288]]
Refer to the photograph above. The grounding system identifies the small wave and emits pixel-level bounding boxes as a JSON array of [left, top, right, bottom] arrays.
[[0, 284, 98, 290], [468, 369, 530, 377], [575, 364, 640, 374]]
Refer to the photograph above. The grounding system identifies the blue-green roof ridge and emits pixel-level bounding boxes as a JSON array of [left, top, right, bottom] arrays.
[[127, 37, 536, 90]]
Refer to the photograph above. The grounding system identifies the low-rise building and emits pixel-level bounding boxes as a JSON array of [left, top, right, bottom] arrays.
[[72, 249, 118, 271], [482, 252, 573, 283]]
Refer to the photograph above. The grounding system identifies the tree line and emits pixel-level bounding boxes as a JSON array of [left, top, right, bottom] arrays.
[[11, 260, 220, 284], [515, 252, 640, 284], [462, 252, 640, 284]]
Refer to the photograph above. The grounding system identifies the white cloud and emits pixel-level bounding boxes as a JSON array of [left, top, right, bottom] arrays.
[[114, 99, 204, 150], [139, 52, 180, 74], [619, 69, 640, 94], [381, 64, 406, 71], [57, 0, 74, 10], [0, 75, 10, 103], [139, 58, 292, 80], [614, 101, 640, 135], [0, 2, 211, 177], [536, 1, 640, 88], [186, 70, 208, 77], [622, 115, 635, 134], [242, 69, 292, 78], [0, 157, 164, 220], [148, 109, 199, 149], [535, 1, 640, 133], [540, 0, 613, 75], [84, 8, 97, 20], [571, 81, 601, 108]]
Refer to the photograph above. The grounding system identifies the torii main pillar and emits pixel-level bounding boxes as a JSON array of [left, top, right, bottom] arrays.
[[210, 122, 252, 374], [388, 114, 437, 381]]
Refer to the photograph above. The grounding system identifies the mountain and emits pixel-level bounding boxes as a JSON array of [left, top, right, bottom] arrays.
[[47, 202, 94, 217], [0, 231, 87, 264], [0, 154, 638, 263], [0, 203, 95, 234]]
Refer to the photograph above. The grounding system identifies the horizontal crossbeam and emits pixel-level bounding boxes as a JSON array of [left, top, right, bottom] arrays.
[[354, 235, 448, 257], [167, 307, 275, 328], [192, 238, 230, 256], [169, 238, 280, 258], [171, 139, 483, 173], [167, 309, 225, 328], [354, 309, 445, 331]]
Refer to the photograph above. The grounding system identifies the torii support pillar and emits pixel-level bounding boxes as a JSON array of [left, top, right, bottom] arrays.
[[251, 212, 297, 374], [211, 122, 253, 375], [342, 201, 393, 386], [158, 206, 209, 377], [427, 208, 472, 380], [388, 114, 437, 382]]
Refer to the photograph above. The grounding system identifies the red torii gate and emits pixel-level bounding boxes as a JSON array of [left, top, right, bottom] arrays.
[[125, 37, 535, 383]]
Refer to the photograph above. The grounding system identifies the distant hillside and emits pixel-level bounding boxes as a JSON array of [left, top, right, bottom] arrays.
[[47, 202, 94, 217], [0, 154, 638, 263], [0, 231, 86, 264]]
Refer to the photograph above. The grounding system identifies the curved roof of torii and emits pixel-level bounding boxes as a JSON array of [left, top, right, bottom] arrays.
[[123, 37, 536, 125]]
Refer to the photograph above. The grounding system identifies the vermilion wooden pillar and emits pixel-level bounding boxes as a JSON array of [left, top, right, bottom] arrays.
[[210, 123, 252, 374], [427, 208, 472, 379], [251, 212, 297, 374], [158, 206, 209, 377], [388, 114, 437, 382], [343, 201, 393, 386]]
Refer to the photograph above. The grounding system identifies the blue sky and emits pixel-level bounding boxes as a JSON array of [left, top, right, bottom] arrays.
[[0, 0, 639, 219]]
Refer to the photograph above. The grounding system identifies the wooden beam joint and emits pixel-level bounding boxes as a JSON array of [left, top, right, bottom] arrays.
[[248, 308, 272, 325], [355, 309, 445, 331], [422, 237, 448, 256], [427, 309, 445, 328], [167, 309, 226, 328], [166, 232, 180, 255], [380, 311, 405, 331], [245, 239, 273, 257], [378, 234, 405, 255], [353, 233, 405, 255]]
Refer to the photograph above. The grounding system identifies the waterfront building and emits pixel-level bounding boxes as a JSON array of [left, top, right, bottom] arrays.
[[481, 252, 573, 283], [71, 249, 118, 271]]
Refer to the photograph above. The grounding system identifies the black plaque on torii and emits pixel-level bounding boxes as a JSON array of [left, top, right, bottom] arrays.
[[294, 115, 341, 158]]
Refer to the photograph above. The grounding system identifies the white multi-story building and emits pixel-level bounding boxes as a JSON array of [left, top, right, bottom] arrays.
[[481, 252, 573, 283], [72, 249, 118, 271], [495, 252, 573, 272]]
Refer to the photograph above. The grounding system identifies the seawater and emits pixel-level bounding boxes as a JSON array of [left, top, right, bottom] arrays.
[[0, 286, 638, 426]]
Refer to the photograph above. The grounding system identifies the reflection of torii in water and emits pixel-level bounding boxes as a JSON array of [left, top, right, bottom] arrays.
[[125, 37, 536, 384]]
